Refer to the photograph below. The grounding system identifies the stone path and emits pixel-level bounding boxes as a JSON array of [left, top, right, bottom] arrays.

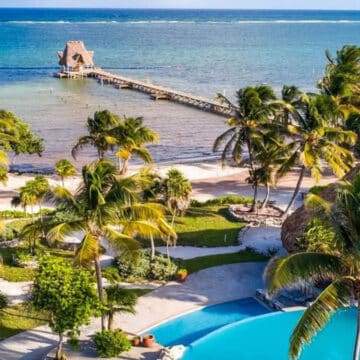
[[156, 226, 283, 259], [0, 279, 32, 305], [0, 262, 266, 360]]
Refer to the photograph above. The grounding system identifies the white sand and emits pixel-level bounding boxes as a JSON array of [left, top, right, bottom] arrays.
[[0, 162, 244, 211]]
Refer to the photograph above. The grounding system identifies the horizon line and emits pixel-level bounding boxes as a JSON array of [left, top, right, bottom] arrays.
[[0, 7, 360, 11]]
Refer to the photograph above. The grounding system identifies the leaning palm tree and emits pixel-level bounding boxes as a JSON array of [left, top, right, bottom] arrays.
[[112, 117, 159, 175], [72, 110, 120, 160], [265, 172, 360, 360], [279, 93, 356, 217], [24, 160, 175, 330], [55, 159, 76, 187], [213, 85, 277, 211]]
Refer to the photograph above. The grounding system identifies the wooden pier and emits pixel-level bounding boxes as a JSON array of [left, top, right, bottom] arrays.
[[55, 68, 233, 117]]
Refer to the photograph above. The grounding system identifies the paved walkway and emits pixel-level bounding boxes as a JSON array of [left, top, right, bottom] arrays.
[[0, 262, 266, 360], [156, 226, 283, 259]]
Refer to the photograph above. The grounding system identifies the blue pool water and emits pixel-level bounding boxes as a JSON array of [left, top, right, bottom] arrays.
[[144, 298, 269, 346], [183, 308, 356, 360]]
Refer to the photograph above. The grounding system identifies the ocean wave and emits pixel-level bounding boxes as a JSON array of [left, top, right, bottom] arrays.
[[4, 19, 360, 25]]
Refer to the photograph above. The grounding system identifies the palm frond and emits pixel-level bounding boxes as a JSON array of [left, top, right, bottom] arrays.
[[75, 232, 99, 267], [46, 221, 85, 244], [104, 226, 139, 253], [265, 252, 344, 295], [289, 276, 354, 359]]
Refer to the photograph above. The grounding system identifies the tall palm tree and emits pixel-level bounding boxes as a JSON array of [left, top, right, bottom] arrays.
[[213, 85, 277, 211], [265, 172, 360, 360], [72, 110, 120, 160], [279, 93, 356, 217], [112, 117, 159, 175], [24, 160, 175, 330], [55, 159, 76, 187], [251, 133, 289, 210]]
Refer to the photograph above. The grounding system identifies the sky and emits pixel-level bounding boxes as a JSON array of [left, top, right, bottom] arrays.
[[0, 0, 360, 10]]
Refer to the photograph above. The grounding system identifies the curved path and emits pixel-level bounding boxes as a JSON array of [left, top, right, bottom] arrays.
[[0, 262, 266, 360], [156, 227, 283, 259]]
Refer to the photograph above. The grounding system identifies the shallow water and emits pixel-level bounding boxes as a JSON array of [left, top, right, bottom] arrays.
[[1, 9, 360, 167]]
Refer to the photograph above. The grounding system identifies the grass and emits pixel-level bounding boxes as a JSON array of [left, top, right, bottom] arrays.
[[127, 288, 153, 297], [0, 246, 74, 282], [181, 250, 269, 274], [0, 303, 47, 341], [171, 206, 244, 247]]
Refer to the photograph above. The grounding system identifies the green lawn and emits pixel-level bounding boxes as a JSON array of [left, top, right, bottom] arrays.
[[172, 206, 244, 247], [0, 303, 47, 341], [0, 246, 74, 282], [182, 250, 269, 274]]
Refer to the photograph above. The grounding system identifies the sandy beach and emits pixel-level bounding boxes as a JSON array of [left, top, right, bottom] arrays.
[[0, 161, 338, 212]]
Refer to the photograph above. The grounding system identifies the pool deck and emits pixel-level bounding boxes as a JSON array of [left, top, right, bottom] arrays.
[[0, 262, 266, 360]]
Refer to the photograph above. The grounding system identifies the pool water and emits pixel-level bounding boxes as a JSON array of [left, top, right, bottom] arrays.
[[183, 308, 356, 360], [144, 298, 269, 346]]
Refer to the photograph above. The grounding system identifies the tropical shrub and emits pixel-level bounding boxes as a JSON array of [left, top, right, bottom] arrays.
[[0, 291, 8, 309], [308, 185, 329, 195], [297, 218, 337, 253], [94, 330, 131, 357], [190, 195, 253, 208], [101, 266, 122, 284], [0, 219, 30, 241], [114, 250, 178, 281]]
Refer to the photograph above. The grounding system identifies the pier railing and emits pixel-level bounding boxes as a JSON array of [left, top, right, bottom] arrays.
[[55, 68, 234, 117]]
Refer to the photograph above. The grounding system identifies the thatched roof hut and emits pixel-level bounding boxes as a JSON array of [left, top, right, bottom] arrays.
[[57, 41, 94, 70], [282, 165, 360, 252]]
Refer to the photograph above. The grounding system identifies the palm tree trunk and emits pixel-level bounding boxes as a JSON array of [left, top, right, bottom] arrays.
[[31, 205, 35, 255], [283, 165, 306, 218], [108, 311, 114, 330], [61, 176, 64, 187], [39, 202, 45, 239], [55, 333, 64, 360], [94, 255, 106, 330], [252, 181, 258, 212], [260, 182, 270, 210], [353, 303, 360, 360], [246, 137, 257, 212], [150, 235, 155, 261], [120, 159, 129, 175]]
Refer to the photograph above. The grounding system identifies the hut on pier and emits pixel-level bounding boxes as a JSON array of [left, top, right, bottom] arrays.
[[57, 41, 95, 72]]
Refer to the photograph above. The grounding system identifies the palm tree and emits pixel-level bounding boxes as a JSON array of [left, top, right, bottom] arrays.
[[318, 45, 360, 110], [251, 133, 288, 210], [72, 110, 120, 160], [25, 160, 175, 330], [55, 159, 76, 187], [104, 285, 137, 330], [265, 172, 360, 360], [213, 85, 277, 211], [112, 117, 159, 175], [280, 93, 356, 217], [161, 169, 192, 252]]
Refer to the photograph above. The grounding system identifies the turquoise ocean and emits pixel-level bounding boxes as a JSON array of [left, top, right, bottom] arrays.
[[0, 9, 360, 168]]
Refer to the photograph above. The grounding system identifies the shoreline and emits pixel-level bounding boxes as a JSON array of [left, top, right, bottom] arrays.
[[0, 159, 338, 212]]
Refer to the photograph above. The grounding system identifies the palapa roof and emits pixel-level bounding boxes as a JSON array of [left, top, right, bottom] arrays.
[[58, 41, 94, 68]]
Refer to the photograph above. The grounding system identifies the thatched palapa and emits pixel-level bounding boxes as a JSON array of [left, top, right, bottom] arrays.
[[58, 41, 94, 71]]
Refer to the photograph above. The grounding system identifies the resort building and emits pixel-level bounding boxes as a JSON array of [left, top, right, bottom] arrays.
[[57, 40, 95, 72]]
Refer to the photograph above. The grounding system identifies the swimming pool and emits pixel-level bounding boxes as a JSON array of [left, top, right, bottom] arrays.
[[144, 297, 269, 346], [183, 308, 356, 360]]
